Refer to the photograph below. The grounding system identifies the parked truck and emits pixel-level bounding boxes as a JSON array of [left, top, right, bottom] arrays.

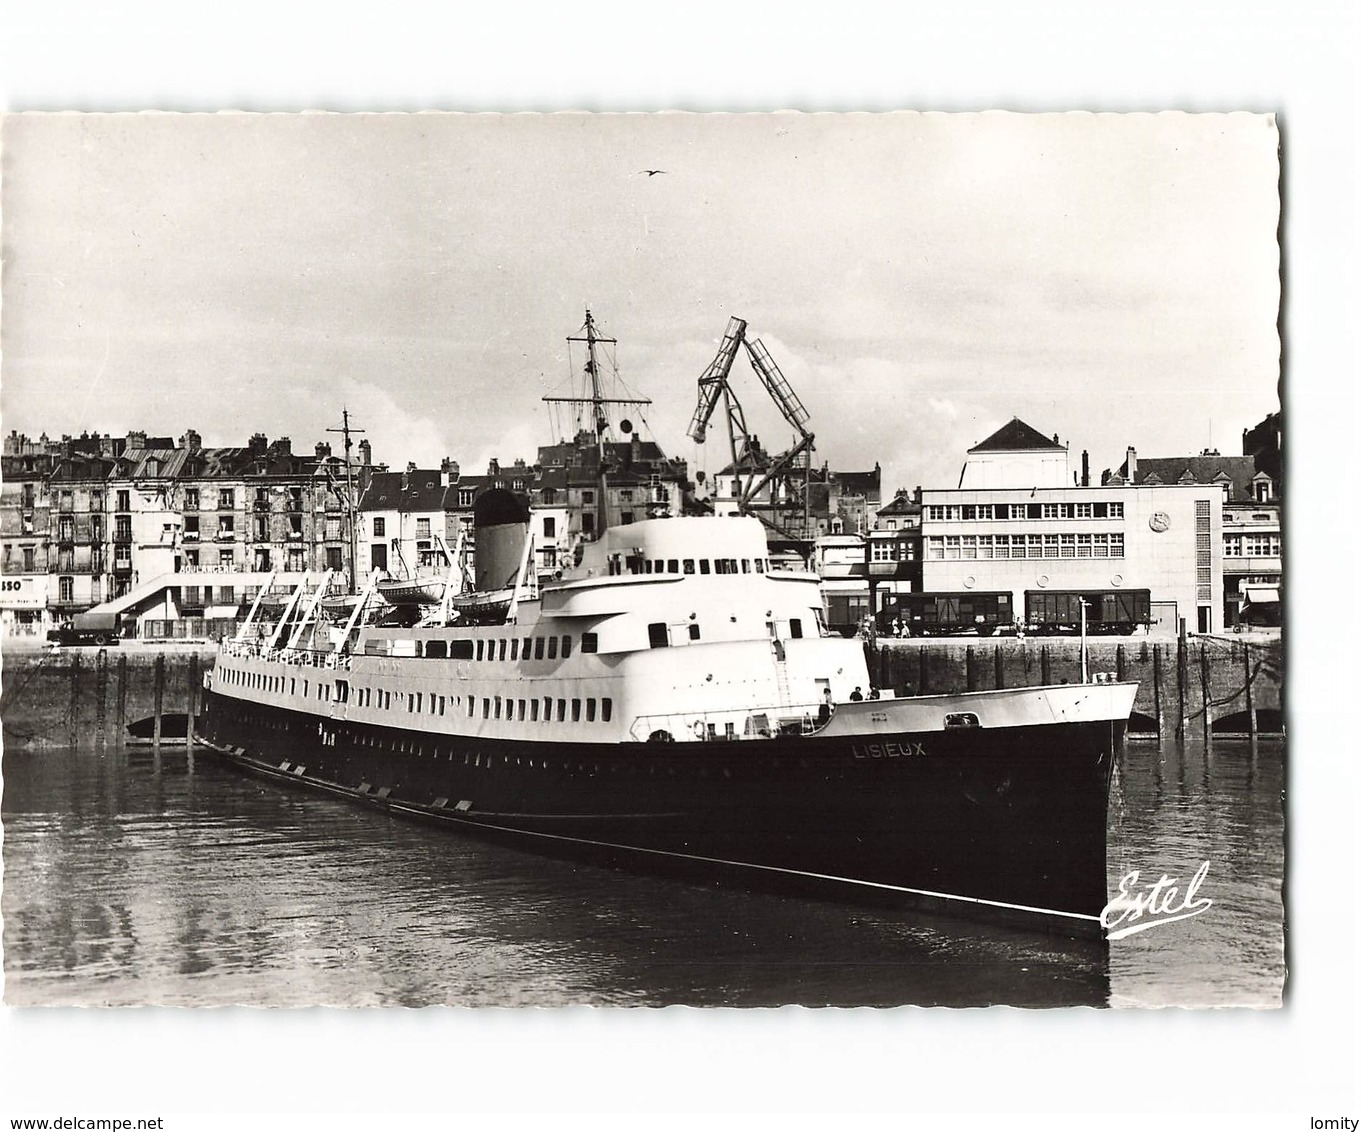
[[46, 611, 123, 647]]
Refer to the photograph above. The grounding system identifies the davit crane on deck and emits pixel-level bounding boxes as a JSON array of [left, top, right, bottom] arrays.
[[687, 316, 816, 536]]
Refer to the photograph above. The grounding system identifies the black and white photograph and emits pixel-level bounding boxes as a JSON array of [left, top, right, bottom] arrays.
[[0, 3, 1362, 1126]]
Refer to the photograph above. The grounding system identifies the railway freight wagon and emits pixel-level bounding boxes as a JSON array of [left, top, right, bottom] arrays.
[[1024, 589, 1151, 636], [880, 592, 1014, 637], [822, 590, 870, 638]]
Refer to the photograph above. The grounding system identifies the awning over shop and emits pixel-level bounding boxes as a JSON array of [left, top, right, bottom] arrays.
[[204, 605, 242, 619], [1243, 584, 1281, 604]]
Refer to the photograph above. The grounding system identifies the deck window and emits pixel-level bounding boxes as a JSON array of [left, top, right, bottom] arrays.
[[572, 699, 581, 722], [499, 639, 507, 661], [505, 698, 514, 719], [535, 637, 546, 660], [582, 632, 598, 654], [452, 639, 474, 660], [494, 698, 501, 719], [683, 560, 696, 574], [561, 635, 572, 657], [467, 695, 475, 716], [668, 559, 679, 572], [557, 699, 567, 722], [483, 698, 491, 719], [601, 698, 612, 722], [542, 696, 552, 720], [586, 697, 596, 722], [424, 640, 447, 658], [699, 559, 710, 575], [789, 617, 803, 639], [688, 624, 701, 641], [548, 636, 558, 660], [477, 639, 485, 661], [522, 638, 533, 660], [531, 699, 540, 721], [518, 700, 527, 721], [648, 622, 668, 648]]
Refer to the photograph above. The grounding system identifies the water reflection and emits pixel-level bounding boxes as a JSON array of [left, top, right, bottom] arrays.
[[2, 734, 1284, 1007]]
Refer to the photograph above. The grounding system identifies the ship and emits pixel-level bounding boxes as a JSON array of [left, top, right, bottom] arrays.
[[198, 312, 1138, 936]]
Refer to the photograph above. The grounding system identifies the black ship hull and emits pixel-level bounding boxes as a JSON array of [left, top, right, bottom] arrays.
[[201, 688, 1122, 936]]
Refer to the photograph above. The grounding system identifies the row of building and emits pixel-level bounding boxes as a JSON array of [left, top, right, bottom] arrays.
[[0, 409, 1281, 640]]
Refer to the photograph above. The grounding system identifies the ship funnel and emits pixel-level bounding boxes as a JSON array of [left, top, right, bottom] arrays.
[[473, 489, 531, 591]]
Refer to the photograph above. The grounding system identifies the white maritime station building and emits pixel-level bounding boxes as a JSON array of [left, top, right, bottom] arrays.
[[919, 420, 1224, 635]]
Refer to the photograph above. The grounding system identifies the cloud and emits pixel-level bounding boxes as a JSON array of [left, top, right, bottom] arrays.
[[928, 397, 959, 420]]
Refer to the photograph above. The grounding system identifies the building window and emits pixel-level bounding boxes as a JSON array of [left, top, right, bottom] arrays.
[[582, 513, 595, 536], [59, 576, 74, 602], [117, 490, 130, 512], [543, 517, 556, 538], [1109, 533, 1125, 557], [1107, 502, 1125, 519], [1010, 535, 1026, 558], [458, 489, 474, 507], [254, 516, 268, 540], [220, 515, 235, 536], [1027, 534, 1043, 559], [993, 535, 1009, 559], [1008, 503, 1027, 520], [218, 488, 234, 510], [417, 518, 431, 539], [289, 514, 303, 537], [373, 517, 385, 537], [185, 487, 199, 510], [326, 547, 343, 571], [1058, 533, 1076, 558], [1255, 480, 1271, 503], [185, 549, 199, 568], [943, 535, 960, 560], [22, 547, 35, 571], [621, 511, 634, 526], [219, 549, 233, 567], [581, 491, 595, 505]]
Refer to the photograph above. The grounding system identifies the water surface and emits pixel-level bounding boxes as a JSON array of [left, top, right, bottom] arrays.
[[2, 735, 1285, 1007]]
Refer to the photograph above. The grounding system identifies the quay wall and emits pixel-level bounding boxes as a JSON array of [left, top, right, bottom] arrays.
[[865, 635, 1284, 737], [1, 634, 1285, 750], [2, 644, 216, 751]]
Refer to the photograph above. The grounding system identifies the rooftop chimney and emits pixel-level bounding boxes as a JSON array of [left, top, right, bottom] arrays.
[[248, 433, 268, 456], [358, 439, 372, 467], [181, 429, 202, 454], [1125, 445, 1137, 484], [488, 457, 499, 476], [315, 441, 331, 460], [1081, 450, 1090, 487]]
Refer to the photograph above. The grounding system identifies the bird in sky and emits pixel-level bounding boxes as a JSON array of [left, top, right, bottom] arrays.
[[639, 169, 668, 176]]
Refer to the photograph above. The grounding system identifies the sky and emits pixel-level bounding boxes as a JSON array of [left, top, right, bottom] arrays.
[[1, 110, 1280, 496]]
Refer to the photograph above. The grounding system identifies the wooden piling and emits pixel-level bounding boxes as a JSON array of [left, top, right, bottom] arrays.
[[187, 651, 201, 749], [94, 648, 109, 743], [152, 653, 165, 750], [918, 646, 928, 696], [1150, 643, 1164, 742], [1200, 641, 1212, 749], [1116, 644, 1127, 682], [966, 646, 976, 693], [1176, 620, 1188, 742], [1244, 641, 1258, 739], [1040, 645, 1050, 687], [115, 653, 128, 736], [994, 645, 1004, 690], [880, 645, 890, 691], [68, 652, 82, 748]]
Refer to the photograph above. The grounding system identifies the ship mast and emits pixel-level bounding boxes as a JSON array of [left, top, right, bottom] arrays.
[[327, 407, 365, 592], [545, 309, 652, 542]]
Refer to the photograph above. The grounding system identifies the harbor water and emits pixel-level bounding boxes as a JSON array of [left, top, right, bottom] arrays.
[[1, 733, 1285, 1008]]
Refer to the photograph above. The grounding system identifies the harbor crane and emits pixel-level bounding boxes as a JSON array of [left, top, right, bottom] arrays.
[[687, 316, 815, 536]]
